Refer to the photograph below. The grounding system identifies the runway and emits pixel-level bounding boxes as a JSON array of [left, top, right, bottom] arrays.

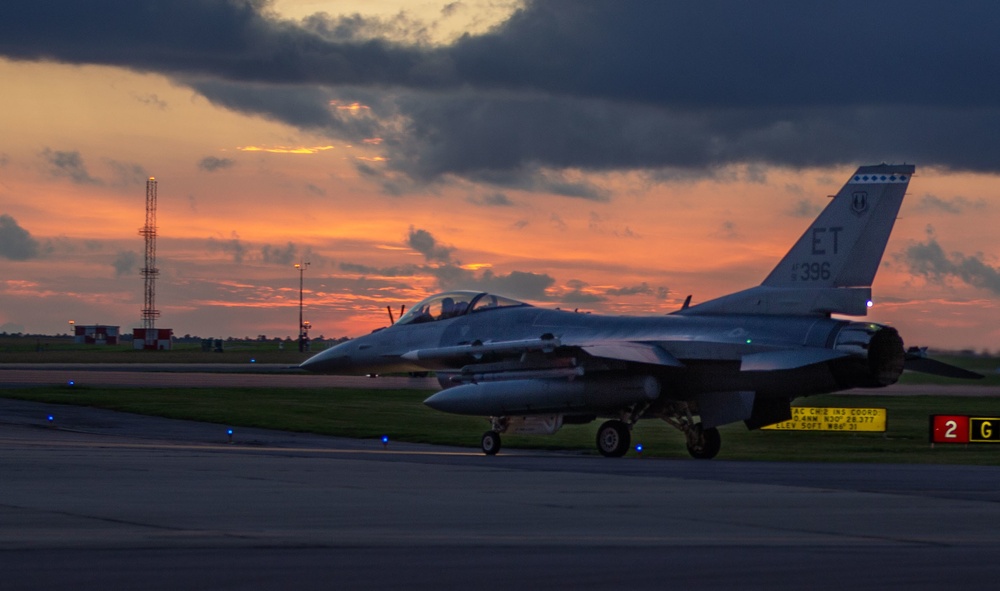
[[1, 363, 996, 395], [0, 363, 439, 390], [2, 397, 1000, 590]]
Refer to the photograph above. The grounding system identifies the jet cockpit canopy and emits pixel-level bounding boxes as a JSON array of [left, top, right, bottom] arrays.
[[396, 291, 529, 325]]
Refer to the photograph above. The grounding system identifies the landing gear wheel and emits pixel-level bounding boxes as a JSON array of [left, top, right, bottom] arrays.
[[481, 431, 501, 456], [596, 420, 631, 458], [686, 424, 721, 460]]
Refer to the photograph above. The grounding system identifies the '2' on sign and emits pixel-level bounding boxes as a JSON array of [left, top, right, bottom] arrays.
[[930, 415, 970, 443]]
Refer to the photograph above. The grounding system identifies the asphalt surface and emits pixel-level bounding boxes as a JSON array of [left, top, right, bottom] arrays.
[[3, 396, 1000, 590], [2, 363, 997, 395], [0, 364, 439, 389]]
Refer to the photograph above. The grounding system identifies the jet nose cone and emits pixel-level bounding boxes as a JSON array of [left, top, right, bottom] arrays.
[[299, 346, 352, 373]]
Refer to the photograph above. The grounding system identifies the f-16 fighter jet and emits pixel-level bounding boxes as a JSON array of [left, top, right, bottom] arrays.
[[302, 164, 981, 458]]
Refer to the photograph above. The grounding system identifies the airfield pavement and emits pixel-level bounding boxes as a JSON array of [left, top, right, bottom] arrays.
[[2, 367, 1000, 590], [0, 363, 998, 396]]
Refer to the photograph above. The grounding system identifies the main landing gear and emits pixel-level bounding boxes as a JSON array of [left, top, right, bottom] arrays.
[[479, 405, 722, 459], [595, 420, 630, 457], [685, 423, 721, 460], [593, 417, 720, 459], [659, 402, 722, 460]]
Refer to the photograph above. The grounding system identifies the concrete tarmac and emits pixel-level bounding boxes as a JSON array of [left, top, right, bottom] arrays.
[[0, 364, 439, 389], [2, 363, 997, 395], [2, 398, 1000, 590]]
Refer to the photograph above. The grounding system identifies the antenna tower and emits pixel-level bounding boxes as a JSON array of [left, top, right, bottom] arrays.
[[139, 177, 160, 330]]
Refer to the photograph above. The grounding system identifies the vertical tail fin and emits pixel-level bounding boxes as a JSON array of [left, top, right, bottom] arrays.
[[683, 164, 914, 316], [763, 164, 914, 288]]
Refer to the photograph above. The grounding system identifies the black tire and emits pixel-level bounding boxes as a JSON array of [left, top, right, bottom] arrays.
[[481, 431, 501, 456], [687, 425, 721, 460], [596, 420, 630, 458]]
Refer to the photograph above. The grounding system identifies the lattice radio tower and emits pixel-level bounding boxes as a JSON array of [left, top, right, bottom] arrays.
[[139, 177, 160, 330]]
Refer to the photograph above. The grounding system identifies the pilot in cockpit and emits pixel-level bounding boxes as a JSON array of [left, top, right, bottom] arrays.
[[411, 303, 434, 323], [439, 297, 456, 320]]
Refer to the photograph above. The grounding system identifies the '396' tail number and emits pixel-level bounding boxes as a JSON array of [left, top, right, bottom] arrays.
[[791, 261, 831, 282]]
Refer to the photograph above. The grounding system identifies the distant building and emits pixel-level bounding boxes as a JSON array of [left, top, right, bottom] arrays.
[[74, 325, 120, 345], [132, 328, 173, 350]]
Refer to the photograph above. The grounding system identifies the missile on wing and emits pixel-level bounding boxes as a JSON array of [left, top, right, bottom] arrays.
[[423, 375, 660, 416]]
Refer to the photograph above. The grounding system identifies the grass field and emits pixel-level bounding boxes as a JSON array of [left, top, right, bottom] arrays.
[[3, 385, 998, 465], [0, 336, 316, 365]]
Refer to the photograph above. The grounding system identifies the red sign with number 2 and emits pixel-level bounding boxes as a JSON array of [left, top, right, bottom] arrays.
[[930, 415, 970, 444]]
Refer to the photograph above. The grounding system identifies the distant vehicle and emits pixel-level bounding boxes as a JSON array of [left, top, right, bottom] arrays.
[[302, 164, 981, 458]]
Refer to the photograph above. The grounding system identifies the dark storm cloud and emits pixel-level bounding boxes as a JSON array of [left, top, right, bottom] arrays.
[[112, 250, 139, 276], [339, 257, 555, 300], [9, 1, 1000, 181], [356, 226, 557, 298], [10, 1, 988, 106], [40, 148, 101, 185], [603, 282, 669, 300], [431, 266, 555, 300], [561, 280, 606, 304], [407, 227, 454, 263], [339, 262, 421, 277], [0, 1, 436, 86], [188, 79, 345, 131], [468, 192, 513, 207], [463, 163, 611, 200], [260, 242, 298, 265], [474, 269, 555, 300], [0, 214, 41, 260], [606, 282, 656, 297], [198, 156, 235, 172], [901, 226, 1000, 294], [208, 234, 247, 263]]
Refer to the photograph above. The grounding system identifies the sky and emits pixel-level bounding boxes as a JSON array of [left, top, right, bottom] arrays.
[[1, 0, 999, 351]]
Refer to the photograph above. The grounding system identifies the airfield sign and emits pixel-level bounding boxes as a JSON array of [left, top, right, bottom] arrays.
[[762, 407, 886, 432], [930, 415, 1000, 444]]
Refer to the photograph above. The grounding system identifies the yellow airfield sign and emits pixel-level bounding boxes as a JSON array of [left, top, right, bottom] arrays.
[[762, 407, 887, 432]]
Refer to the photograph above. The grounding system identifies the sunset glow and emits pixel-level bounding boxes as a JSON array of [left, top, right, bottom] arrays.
[[237, 145, 338, 154], [1, 2, 998, 351]]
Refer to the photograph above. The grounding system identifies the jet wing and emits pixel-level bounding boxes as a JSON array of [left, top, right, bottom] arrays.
[[740, 348, 849, 372], [402, 336, 684, 368], [577, 342, 684, 367]]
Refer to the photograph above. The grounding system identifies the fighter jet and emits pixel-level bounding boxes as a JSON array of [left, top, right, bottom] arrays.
[[301, 164, 981, 458]]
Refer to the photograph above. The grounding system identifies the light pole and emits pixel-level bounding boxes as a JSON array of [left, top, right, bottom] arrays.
[[295, 262, 310, 351]]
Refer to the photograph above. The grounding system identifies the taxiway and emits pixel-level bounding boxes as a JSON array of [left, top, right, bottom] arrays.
[[2, 397, 1000, 590]]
